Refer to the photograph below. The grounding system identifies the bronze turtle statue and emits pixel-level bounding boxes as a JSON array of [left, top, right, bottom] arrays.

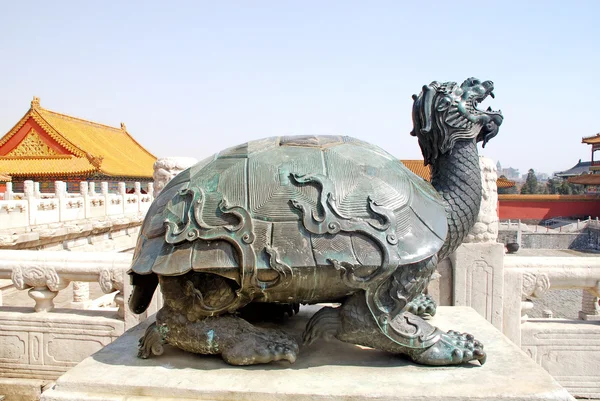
[[129, 77, 503, 366]]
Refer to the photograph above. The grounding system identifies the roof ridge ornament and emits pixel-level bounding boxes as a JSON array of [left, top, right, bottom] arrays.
[[120, 122, 127, 131], [31, 96, 40, 109], [85, 152, 104, 169]]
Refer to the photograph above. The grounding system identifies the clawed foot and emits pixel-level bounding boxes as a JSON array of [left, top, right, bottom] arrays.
[[302, 306, 342, 345], [409, 329, 486, 366], [138, 322, 166, 359], [221, 327, 299, 365], [405, 294, 437, 318]]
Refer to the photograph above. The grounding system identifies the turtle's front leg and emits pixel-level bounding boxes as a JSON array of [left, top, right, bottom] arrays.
[[303, 292, 485, 366]]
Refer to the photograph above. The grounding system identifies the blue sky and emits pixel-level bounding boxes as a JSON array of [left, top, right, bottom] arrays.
[[1, 1, 598, 176]]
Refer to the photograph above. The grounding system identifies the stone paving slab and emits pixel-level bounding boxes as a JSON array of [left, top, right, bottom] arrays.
[[42, 306, 574, 401]]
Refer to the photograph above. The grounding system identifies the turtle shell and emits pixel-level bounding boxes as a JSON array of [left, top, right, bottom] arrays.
[[130, 135, 447, 284]]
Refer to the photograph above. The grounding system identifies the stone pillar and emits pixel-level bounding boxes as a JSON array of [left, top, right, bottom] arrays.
[[118, 182, 126, 214], [55, 181, 67, 222], [101, 182, 109, 197], [54, 181, 66, 198], [579, 288, 600, 321], [79, 182, 88, 197], [4, 181, 13, 200], [147, 183, 154, 200], [80, 182, 89, 219], [452, 242, 505, 330], [153, 157, 198, 197], [72, 281, 90, 305], [89, 181, 96, 196], [34, 182, 41, 198], [134, 182, 141, 195], [101, 182, 109, 217], [23, 180, 35, 199]]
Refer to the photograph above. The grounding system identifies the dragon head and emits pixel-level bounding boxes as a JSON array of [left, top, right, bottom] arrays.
[[410, 78, 503, 166]]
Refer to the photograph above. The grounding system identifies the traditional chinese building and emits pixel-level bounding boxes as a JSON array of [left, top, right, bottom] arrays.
[[568, 134, 600, 193], [0, 97, 156, 193]]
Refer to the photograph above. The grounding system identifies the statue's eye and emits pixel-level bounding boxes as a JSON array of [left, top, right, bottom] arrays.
[[471, 79, 480, 85]]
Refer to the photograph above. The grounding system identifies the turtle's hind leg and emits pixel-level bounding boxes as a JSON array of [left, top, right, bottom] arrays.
[[157, 306, 298, 365]]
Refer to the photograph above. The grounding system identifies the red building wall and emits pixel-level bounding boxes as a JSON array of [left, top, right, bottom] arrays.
[[499, 195, 600, 220]]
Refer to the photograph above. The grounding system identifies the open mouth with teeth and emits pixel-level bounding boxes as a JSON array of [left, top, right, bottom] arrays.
[[469, 81, 503, 147]]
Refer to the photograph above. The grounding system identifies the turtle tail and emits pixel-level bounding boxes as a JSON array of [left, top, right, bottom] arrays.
[[129, 273, 159, 314]]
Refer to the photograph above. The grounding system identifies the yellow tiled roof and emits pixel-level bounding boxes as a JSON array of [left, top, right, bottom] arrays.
[[0, 98, 156, 178], [0, 156, 95, 177], [497, 177, 516, 188], [401, 160, 431, 181], [0, 172, 11, 181], [582, 134, 600, 144]]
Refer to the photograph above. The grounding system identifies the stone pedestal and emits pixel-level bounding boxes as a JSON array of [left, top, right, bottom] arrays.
[[41, 306, 573, 401], [452, 242, 505, 330]]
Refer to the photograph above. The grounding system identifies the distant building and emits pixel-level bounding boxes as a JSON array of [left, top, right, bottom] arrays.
[[499, 166, 521, 181], [0, 97, 156, 193], [555, 159, 592, 178], [567, 134, 600, 193]]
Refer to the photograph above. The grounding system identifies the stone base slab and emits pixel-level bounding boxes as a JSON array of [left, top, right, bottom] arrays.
[[522, 318, 600, 399], [42, 306, 573, 401], [0, 377, 52, 401]]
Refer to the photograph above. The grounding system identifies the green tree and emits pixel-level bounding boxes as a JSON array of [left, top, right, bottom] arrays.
[[546, 177, 585, 195], [520, 169, 539, 194]]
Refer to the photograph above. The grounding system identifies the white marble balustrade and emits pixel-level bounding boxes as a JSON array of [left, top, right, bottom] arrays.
[[0, 180, 154, 230], [0, 250, 162, 381]]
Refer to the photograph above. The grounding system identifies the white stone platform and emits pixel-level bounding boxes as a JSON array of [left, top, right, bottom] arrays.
[[41, 306, 574, 401]]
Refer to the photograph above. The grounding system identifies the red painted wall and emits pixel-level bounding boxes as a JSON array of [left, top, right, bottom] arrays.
[[499, 195, 600, 220]]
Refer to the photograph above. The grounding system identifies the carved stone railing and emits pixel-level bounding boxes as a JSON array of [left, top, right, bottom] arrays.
[[0, 250, 128, 313], [502, 254, 600, 399], [0, 250, 160, 381], [0, 180, 154, 230]]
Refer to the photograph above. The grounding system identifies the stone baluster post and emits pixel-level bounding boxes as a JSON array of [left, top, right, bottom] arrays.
[[24, 180, 35, 226], [147, 183, 154, 202], [80, 181, 89, 219], [11, 264, 69, 312], [101, 182, 109, 217], [34, 182, 41, 198], [72, 281, 90, 308], [579, 287, 600, 321], [4, 181, 13, 200], [118, 182, 126, 214], [134, 181, 141, 212], [23, 180, 35, 199], [152, 157, 198, 197], [54, 181, 66, 223], [89, 181, 96, 197]]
